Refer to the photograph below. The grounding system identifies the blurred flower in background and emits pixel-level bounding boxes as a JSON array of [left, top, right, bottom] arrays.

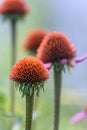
[[70, 104, 87, 124], [1, 0, 29, 14], [0, 0, 29, 20], [23, 29, 48, 54]]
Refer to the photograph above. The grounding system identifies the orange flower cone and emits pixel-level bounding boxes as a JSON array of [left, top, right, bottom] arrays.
[[1, 0, 29, 14], [23, 29, 48, 52], [10, 56, 49, 85], [37, 32, 76, 63], [10, 56, 49, 96], [1, 0, 29, 21]]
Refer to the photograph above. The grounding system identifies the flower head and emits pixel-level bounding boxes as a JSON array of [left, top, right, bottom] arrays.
[[23, 29, 48, 51], [10, 57, 49, 96], [0, 0, 29, 21], [37, 32, 76, 63], [10, 56, 49, 84], [1, 0, 29, 14]]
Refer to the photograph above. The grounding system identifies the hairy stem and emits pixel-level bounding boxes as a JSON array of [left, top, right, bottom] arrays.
[[25, 92, 34, 130], [53, 67, 62, 130]]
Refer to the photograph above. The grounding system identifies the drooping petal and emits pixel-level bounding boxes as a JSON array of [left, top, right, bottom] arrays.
[[75, 53, 87, 63], [70, 60, 76, 68], [44, 62, 52, 69], [70, 112, 87, 124], [61, 59, 68, 65]]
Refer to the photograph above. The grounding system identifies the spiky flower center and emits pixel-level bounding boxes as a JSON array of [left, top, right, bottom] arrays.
[[10, 57, 49, 96], [37, 32, 76, 63]]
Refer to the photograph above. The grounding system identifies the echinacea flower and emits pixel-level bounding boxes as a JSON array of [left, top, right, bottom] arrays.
[[37, 31, 77, 130], [10, 56, 49, 96], [10, 56, 49, 130], [23, 29, 48, 52], [37, 32, 76, 63], [37, 31, 76, 72], [1, 0, 29, 21], [70, 104, 87, 124], [36, 31, 87, 70]]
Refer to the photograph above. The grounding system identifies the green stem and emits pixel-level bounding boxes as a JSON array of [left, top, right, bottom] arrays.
[[25, 92, 34, 130], [28, 52, 37, 130], [53, 66, 62, 130], [32, 95, 38, 130], [10, 20, 16, 113]]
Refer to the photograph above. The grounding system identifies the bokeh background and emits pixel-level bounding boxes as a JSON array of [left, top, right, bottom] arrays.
[[0, 0, 87, 130]]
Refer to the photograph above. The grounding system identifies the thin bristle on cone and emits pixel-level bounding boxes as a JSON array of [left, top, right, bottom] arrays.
[[23, 29, 48, 50], [10, 56, 49, 84], [37, 32, 76, 63]]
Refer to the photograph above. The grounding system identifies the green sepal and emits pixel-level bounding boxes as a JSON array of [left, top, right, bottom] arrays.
[[53, 62, 65, 72], [53, 60, 72, 74], [14, 81, 45, 97], [66, 60, 72, 74], [2, 13, 26, 22]]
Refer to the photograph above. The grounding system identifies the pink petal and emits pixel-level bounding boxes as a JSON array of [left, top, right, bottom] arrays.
[[70, 60, 76, 68], [61, 59, 68, 65], [70, 112, 87, 124], [75, 53, 87, 63], [44, 62, 52, 69]]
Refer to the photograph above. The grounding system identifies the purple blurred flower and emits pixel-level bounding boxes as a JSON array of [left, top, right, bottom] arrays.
[[70, 112, 87, 124], [70, 104, 87, 124]]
